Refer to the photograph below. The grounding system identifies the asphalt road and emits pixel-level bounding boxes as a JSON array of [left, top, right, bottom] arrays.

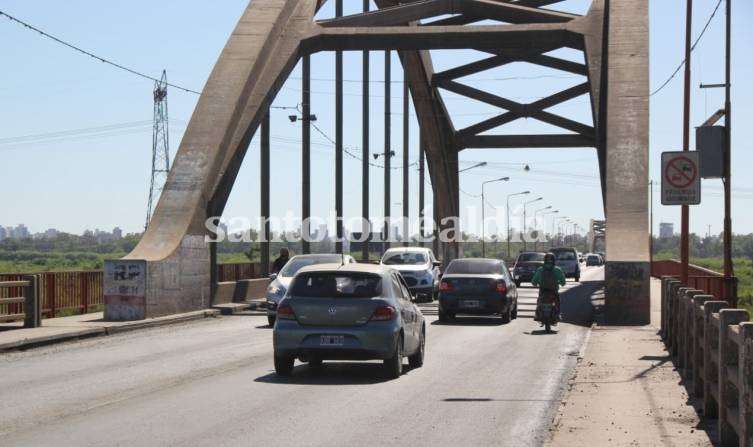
[[0, 267, 604, 447]]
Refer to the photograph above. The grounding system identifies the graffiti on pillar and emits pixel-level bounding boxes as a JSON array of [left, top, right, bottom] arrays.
[[104, 260, 147, 321]]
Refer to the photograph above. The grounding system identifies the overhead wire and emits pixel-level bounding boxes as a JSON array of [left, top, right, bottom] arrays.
[[0, 10, 201, 94], [650, 0, 724, 96]]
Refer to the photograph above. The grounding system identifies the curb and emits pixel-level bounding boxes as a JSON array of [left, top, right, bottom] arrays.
[[104, 310, 220, 335], [544, 321, 595, 446], [0, 328, 106, 352], [0, 309, 220, 352]]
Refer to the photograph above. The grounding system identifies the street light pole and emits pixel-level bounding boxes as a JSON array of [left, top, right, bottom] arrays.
[[532, 205, 552, 251], [553, 216, 568, 247], [506, 190, 530, 260], [522, 196, 543, 252], [459, 161, 487, 173], [481, 177, 509, 257], [541, 210, 559, 251]]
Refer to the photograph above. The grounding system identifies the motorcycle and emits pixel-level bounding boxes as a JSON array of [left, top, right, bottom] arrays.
[[536, 289, 559, 333]]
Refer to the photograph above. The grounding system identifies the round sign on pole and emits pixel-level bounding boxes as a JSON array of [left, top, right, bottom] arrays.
[[661, 151, 700, 205]]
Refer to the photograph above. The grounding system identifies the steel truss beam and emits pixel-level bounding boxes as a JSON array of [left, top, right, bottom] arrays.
[[117, 0, 647, 319]]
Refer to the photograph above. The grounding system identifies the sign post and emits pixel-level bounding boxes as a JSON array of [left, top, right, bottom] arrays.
[[661, 151, 700, 205]]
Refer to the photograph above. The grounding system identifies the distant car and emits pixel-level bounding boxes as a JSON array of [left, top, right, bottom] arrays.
[[512, 251, 546, 287], [272, 263, 425, 379], [550, 247, 581, 282], [437, 258, 518, 323], [380, 247, 441, 302], [266, 254, 356, 326], [586, 254, 602, 266]]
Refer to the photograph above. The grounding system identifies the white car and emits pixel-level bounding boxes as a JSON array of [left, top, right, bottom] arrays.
[[266, 253, 356, 326], [380, 247, 441, 302]]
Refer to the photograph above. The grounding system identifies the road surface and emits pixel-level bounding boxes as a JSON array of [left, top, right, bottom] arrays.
[[0, 267, 604, 446]]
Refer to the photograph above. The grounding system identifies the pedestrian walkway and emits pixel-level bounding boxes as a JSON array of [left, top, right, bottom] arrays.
[[547, 278, 716, 446]]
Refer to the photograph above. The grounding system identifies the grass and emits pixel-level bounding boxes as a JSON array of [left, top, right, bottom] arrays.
[[690, 257, 753, 315]]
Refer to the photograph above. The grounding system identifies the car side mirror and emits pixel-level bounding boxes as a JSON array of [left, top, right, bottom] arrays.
[[268, 273, 277, 280], [433, 261, 441, 267]]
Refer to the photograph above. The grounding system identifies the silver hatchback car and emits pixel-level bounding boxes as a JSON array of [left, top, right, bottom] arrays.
[[266, 254, 356, 326], [273, 263, 425, 379]]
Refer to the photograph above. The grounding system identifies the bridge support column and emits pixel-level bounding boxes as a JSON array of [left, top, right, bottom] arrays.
[[603, 0, 650, 324]]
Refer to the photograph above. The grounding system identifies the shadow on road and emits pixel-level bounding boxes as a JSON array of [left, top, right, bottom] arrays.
[[430, 316, 507, 326], [560, 279, 605, 327], [255, 361, 418, 385], [524, 329, 559, 335]]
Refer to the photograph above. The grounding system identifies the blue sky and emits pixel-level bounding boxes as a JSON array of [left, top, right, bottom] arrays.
[[0, 0, 751, 239]]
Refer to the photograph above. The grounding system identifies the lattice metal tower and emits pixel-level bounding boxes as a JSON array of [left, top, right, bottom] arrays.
[[145, 70, 170, 229]]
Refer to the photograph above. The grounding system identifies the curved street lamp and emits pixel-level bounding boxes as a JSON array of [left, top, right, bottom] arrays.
[[506, 190, 530, 259], [481, 177, 509, 257], [532, 206, 553, 251]]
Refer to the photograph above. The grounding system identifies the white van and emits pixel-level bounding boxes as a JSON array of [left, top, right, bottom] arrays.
[[549, 247, 581, 282]]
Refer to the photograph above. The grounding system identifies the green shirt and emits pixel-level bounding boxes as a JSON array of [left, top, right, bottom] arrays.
[[531, 265, 566, 290]]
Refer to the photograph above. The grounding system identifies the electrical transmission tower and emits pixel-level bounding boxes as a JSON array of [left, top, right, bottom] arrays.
[[145, 70, 170, 229]]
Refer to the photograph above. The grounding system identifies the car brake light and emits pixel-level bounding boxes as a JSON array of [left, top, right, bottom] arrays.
[[495, 281, 507, 294], [371, 306, 395, 321], [277, 303, 296, 320], [439, 280, 452, 292]]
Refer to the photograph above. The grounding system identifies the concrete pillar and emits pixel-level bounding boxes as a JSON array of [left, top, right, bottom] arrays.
[[738, 322, 753, 447], [718, 309, 748, 446], [603, 0, 650, 324], [692, 294, 714, 397], [703, 301, 727, 418]]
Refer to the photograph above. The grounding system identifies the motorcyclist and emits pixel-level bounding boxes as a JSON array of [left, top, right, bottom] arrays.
[[531, 252, 566, 324]]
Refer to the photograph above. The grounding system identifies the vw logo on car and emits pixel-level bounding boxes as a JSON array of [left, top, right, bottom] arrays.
[[328, 307, 337, 316]]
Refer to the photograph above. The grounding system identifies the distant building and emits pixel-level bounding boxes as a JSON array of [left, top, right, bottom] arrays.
[[13, 224, 30, 239], [659, 222, 674, 238], [112, 227, 123, 239], [0, 226, 6, 241]]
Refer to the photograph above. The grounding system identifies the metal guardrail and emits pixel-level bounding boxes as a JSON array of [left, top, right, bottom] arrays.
[[0, 275, 41, 327], [0, 271, 103, 318], [652, 259, 738, 307], [661, 276, 752, 446]]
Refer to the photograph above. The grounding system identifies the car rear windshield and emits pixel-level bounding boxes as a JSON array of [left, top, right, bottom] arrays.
[[289, 273, 382, 298], [551, 249, 576, 261], [445, 259, 503, 275], [382, 252, 428, 265], [279, 255, 343, 277], [517, 252, 545, 262]]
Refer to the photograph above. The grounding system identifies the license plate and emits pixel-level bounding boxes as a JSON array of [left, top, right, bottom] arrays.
[[320, 335, 344, 346], [461, 300, 480, 308]]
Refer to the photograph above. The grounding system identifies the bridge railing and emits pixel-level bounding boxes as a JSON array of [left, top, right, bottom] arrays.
[[0, 263, 267, 321], [652, 259, 737, 307], [0, 275, 41, 327], [661, 276, 753, 446], [0, 271, 103, 318]]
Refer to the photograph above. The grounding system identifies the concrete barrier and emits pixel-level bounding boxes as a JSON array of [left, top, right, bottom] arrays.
[[214, 278, 270, 305], [661, 276, 753, 446]]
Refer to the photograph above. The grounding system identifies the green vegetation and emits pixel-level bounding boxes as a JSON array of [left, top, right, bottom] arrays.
[[652, 233, 753, 315], [688, 257, 753, 315], [0, 233, 141, 273]]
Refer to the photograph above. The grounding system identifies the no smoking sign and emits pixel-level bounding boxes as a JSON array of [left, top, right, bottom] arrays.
[[661, 151, 700, 205]]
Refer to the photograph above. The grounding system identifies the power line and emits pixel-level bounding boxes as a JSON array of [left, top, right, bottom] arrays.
[[0, 10, 201, 95], [650, 0, 723, 96]]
